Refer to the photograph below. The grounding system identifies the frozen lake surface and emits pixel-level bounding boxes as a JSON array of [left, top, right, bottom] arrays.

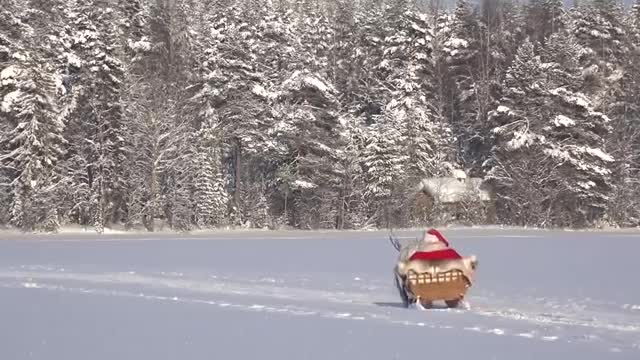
[[1, 228, 639, 359]]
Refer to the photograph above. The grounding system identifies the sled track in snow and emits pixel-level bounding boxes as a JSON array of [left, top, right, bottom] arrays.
[[1, 268, 639, 353]]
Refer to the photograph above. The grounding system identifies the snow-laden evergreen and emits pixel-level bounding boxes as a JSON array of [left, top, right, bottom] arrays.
[[524, 0, 566, 46], [274, 69, 342, 229], [570, 0, 628, 105], [61, 0, 127, 233], [379, 7, 457, 179], [442, 0, 485, 173], [362, 118, 407, 226], [192, 118, 228, 228], [486, 37, 614, 227], [2, 63, 67, 231]]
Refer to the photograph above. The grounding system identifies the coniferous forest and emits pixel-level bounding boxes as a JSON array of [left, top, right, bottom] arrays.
[[1, 0, 640, 232]]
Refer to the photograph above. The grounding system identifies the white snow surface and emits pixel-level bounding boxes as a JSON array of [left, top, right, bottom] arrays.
[[0, 229, 639, 359]]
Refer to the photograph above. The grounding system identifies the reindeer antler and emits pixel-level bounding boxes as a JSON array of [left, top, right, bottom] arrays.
[[389, 228, 402, 251]]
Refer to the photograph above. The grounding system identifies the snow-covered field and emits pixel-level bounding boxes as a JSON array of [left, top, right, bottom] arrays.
[[1, 228, 639, 359]]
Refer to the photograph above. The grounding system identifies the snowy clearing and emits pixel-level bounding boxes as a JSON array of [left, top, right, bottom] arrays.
[[0, 229, 639, 359]]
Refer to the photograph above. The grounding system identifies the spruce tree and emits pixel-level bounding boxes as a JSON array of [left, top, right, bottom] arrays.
[[2, 62, 67, 231], [524, 0, 565, 46], [63, 0, 126, 232], [486, 37, 614, 227], [192, 118, 228, 228], [361, 118, 407, 227]]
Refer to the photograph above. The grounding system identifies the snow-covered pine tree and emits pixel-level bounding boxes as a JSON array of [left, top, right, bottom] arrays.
[[0, 3, 27, 224], [566, 0, 640, 227], [443, 0, 486, 173], [486, 37, 614, 227], [1, 60, 67, 231], [603, 1, 640, 226], [381, 6, 457, 180], [319, 1, 459, 227], [471, 1, 526, 176], [624, 2, 640, 142], [490, 0, 526, 69], [304, 1, 387, 229], [324, 0, 358, 85], [147, 0, 196, 85], [192, 118, 228, 228], [160, 153, 194, 231], [61, 0, 126, 233], [570, 0, 628, 107], [356, 4, 415, 224], [539, 28, 585, 91], [189, 3, 263, 226], [332, 113, 369, 229], [0, 1, 28, 71], [444, 0, 479, 67], [0, 0, 72, 231], [626, 2, 640, 167], [339, 0, 387, 117], [113, 0, 199, 231], [523, 0, 565, 46], [273, 70, 343, 229], [361, 117, 408, 228], [189, 0, 311, 228], [293, 0, 334, 78], [117, 0, 147, 54], [428, 7, 456, 123], [121, 84, 191, 232], [629, 1, 640, 45]]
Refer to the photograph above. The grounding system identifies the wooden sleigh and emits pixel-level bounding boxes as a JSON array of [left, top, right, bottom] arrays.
[[392, 231, 477, 309], [405, 269, 470, 308]]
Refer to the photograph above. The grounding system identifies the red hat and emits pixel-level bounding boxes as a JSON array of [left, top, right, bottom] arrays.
[[426, 228, 449, 247]]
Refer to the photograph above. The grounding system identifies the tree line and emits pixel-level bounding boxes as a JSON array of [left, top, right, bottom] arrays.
[[1, 0, 639, 232]]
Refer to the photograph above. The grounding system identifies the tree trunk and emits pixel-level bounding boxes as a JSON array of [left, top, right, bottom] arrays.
[[233, 138, 242, 213], [147, 167, 157, 232], [284, 190, 288, 225]]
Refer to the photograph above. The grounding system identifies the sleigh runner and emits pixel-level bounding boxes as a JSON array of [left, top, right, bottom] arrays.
[[391, 229, 478, 308]]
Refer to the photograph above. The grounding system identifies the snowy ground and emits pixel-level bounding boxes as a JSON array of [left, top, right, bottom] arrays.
[[1, 228, 639, 359]]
